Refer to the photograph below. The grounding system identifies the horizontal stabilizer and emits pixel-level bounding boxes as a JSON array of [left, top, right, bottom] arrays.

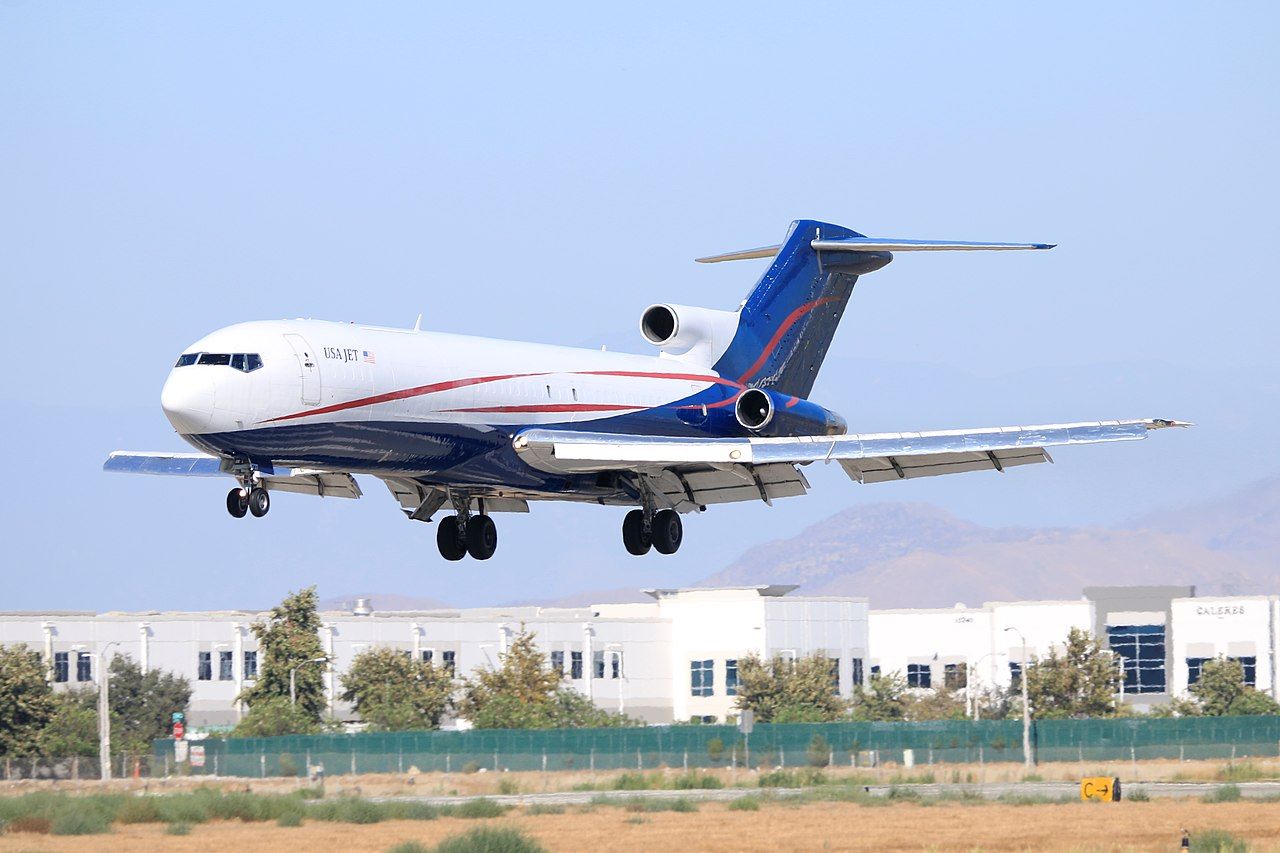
[[696, 236, 1053, 263]]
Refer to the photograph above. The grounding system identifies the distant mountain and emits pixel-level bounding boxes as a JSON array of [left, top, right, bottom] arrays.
[[318, 593, 453, 613], [697, 478, 1280, 608]]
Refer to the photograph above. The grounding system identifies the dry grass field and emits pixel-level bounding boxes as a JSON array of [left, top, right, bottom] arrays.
[[2, 799, 1280, 852]]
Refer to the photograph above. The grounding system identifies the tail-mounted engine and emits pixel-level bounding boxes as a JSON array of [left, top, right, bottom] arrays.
[[639, 303, 739, 366]]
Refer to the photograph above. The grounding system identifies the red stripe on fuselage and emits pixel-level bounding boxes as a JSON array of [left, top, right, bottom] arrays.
[[440, 403, 647, 414], [260, 372, 547, 423], [735, 296, 839, 384]]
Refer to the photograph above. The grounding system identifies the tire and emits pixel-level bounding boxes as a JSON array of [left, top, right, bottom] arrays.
[[653, 509, 683, 555], [467, 515, 498, 560], [436, 516, 466, 561], [622, 509, 651, 556], [248, 488, 270, 518], [226, 488, 248, 518]]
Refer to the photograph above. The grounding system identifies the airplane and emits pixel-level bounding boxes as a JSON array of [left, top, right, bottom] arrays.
[[105, 219, 1187, 561]]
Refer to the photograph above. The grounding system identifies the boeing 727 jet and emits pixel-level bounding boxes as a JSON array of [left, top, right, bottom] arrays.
[[106, 219, 1186, 561]]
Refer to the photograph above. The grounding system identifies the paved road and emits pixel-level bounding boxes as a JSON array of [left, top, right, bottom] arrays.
[[361, 779, 1280, 807]]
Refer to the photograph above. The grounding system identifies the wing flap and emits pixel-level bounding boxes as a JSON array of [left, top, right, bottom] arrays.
[[840, 447, 1048, 484]]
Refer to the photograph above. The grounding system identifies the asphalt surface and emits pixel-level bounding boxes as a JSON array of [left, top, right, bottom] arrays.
[[360, 779, 1280, 807]]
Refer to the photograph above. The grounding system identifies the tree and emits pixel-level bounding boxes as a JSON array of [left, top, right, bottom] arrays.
[[1025, 628, 1120, 719], [37, 689, 98, 757], [459, 626, 635, 729], [230, 696, 321, 738], [105, 655, 191, 753], [341, 648, 453, 731], [1189, 658, 1280, 717], [848, 672, 909, 722], [238, 587, 327, 729], [905, 687, 968, 722], [735, 653, 846, 723], [0, 645, 57, 756]]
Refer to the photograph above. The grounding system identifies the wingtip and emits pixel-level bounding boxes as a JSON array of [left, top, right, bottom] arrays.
[[1146, 419, 1194, 429]]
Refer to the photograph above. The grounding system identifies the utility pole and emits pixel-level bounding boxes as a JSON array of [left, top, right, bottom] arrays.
[[1004, 627, 1033, 769], [97, 641, 121, 782]]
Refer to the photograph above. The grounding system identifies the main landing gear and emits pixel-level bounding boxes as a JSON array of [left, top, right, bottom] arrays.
[[226, 487, 270, 519], [436, 496, 498, 561], [623, 507, 682, 556]]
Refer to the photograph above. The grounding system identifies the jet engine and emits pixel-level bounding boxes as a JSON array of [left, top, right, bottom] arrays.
[[639, 303, 739, 365], [735, 388, 774, 431]]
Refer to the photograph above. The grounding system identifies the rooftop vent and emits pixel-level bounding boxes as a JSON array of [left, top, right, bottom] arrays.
[[352, 597, 373, 617]]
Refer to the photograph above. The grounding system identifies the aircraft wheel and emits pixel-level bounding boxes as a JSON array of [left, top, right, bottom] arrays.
[[622, 509, 652, 556], [437, 516, 467, 561], [652, 509, 683, 555], [467, 515, 498, 560], [226, 488, 248, 519], [248, 488, 270, 518]]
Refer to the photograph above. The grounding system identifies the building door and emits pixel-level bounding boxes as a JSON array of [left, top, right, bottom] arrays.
[[283, 334, 322, 405]]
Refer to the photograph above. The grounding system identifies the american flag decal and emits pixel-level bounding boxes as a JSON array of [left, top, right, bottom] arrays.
[[362, 350, 376, 364]]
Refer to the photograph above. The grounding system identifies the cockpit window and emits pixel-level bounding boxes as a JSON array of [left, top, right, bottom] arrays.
[[175, 353, 264, 373]]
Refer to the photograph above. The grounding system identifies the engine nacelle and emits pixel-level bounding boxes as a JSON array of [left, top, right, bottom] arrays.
[[639, 303, 739, 365], [735, 388, 774, 431]]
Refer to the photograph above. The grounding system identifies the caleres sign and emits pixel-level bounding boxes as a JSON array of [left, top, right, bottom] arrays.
[[1196, 604, 1246, 617]]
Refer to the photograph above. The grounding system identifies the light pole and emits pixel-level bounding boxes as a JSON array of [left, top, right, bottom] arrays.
[[290, 657, 329, 707], [1004, 627, 1033, 769], [97, 641, 121, 782]]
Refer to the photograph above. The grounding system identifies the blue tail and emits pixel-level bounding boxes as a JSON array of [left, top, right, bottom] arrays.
[[712, 220, 890, 398]]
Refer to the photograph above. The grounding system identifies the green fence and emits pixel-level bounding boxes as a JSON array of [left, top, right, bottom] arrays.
[[155, 716, 1280, 778]]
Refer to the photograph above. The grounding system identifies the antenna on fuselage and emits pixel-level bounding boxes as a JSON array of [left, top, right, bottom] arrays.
[[413, 313, 423, 332]]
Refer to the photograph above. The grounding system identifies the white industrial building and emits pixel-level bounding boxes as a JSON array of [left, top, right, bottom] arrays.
[[1, 584, 1276, 728]]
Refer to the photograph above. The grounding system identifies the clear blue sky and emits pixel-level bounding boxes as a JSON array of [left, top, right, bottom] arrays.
[[2, 3, 1276, 611]]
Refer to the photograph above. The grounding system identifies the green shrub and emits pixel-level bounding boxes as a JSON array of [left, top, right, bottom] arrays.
[[311, 797, 384, 824], [50, 808, 113, 836], [116, 797, 163, 824], [672, 772, 722, 790], [758, 768, 827, 788], [277, 811, 304, 827], [166, 822, 192, 836], [706, 738, 725, 761], [5, 815, 53, 834], [381, 802, 440, 821], [727, 796, 760, 811], [155, 795, 211, 824], [612, 772, 656, 791], [1218, 762, 1268, 782], [621, 797, 697, 813], [497, 777, 520, 795], [525, 803, 565, 815], [451, 799, 506, 819], [461, 761, 482, 774], [1189, 829, 1248, 852], [806, 734, 832, 768], [387, 843, 431, 853], [433, 826, 548, 853], [1126, 788, 1150, 802], [1202, 784, 1242, 804]]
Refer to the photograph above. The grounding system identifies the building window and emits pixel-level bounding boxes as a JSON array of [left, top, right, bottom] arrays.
[[53, 652, 69, 683], [1186, 657, 1209, 686], [1009, 661, 1022, 690], [550, 650, 564, 675], [944, 663, 968, 690], [851, 658, 864, 687], [219, 651, 234, 681], [870, 665, 881, 678], [442, 650, 456, 676], [906, 663, 931, 689], [691, 659, 714, 697], [421, 649, 434, 664], [76, 652, 92, 682], [197, 651, 212, 681], [1233, 656, 1258, 688], [1108, 624, 1166, 694], [828, 658, 841, 694], [243, 651, 258, 679], [610, 653, 621, 680], [570, 651, 583, 679], [726, 659, 739, 696], [593, 650, 605, 680]]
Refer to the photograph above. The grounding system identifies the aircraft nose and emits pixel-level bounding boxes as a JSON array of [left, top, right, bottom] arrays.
[[161, 371, 215, 434]]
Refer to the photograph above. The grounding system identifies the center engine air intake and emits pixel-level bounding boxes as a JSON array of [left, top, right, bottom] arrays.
[[639, 303, 740, 366], [735, 388, 774, 431]]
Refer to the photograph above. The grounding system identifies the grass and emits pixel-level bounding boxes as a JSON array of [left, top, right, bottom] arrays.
[[1218, 761, 1269, 782], [277, 811, 304, 827], [497, 777, 520, 795], [1189, 829, 1248, 852], [757, 768, 827, 788], [1202, 784, 1242, 804], [1126, 787, 1150, 802], [671, 772, 723, 790], [166, 822, 192, 836], [432, 826, 547, 853], [727, 796, 761, 811], [611, 771, 660, 791], [524, 803, 565, 815], [50, 807, 113, 836], [621, 797, 698, 813]]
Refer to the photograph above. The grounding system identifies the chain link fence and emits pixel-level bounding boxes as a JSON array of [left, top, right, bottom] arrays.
[[0, 753, 158, 781], [146, 716, 1280, 779]]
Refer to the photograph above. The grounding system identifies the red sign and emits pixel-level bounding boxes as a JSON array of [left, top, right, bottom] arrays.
[[173, 722, 185, 740]]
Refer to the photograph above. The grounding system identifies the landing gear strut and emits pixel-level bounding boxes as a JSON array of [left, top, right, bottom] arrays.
[[435, 494, 498, 561], [622, 486, 683, 556]]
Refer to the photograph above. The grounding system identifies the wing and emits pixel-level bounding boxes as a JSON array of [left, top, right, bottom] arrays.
[[513, 420, 1188, 511], [103, 451, 362, 499]]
